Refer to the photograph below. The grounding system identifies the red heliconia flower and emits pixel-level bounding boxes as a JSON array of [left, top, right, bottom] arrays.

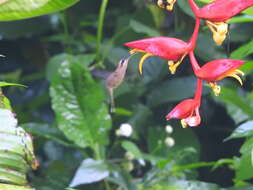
[[166, 79, 202, 128], [189, 52, 245, 96], [188, 0, 253, 45], [124, 18, 200, 74]]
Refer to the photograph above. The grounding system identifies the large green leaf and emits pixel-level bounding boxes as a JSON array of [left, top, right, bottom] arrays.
[[234, 137, 253, 181], [230, 38, 253, 59], [0, 0, 79, 21], [49, 54, 112, 148], [215, 87, 253, 124], [147, 76, 199, 107], [226, 121, 253, 140], [0, 108, 37, 187], [69, 158, 109, 187]]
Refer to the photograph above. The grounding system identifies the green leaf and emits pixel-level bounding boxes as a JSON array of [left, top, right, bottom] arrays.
[[21, 123, 73, 147], [0, 109, 38, 186], [0, 0, 79, 21], [129, 19, 160, 37], [49, 54, 112, 148], [69, 159, 109, 187], [147, 76, 198, 107], [138, 179, 221, 190], [0, 93, 12, 110], [234, 151, 253, 181], [0, 82, 26, 88], [238, 61, 253, 75], [215, 87, 253, 124], [230, 38, 253, 59], [0, 184, 34, 190], [121, 140, 143, 159], [228, 15, 253, 24], [243, 6, 253, 16], [226, 121, 253, 140]]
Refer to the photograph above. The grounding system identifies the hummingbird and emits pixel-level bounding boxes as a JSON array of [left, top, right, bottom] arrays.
[[106, 55, 133, 113]]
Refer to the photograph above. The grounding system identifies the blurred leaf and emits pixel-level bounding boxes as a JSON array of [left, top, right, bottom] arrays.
[[49, 54, 112, 148], [0, 0, 79, 21], [230, 38, 253, 59], [0, 82, 26, 88], [196, 33, 226, 61], [177, 0, 194, 17], [147, 76, 197, 107], [121, 140, 143, 159], [141, 57, 168, 84], [234, 151, 253, 181], [69, 158, 109, 187], [169, 179, 221, 190], [147, 5, 165, 28], [129, 19, 160, 37], [238, 61, 253, 75], [128, 104, 152, 132], [226, 121, 253, 140], [46, 54, 92, 82], [21, 123, 73, 147], [228, 15, 253, 24], [243, 7, 253, 16], [109, 170, 136, 190], [114, 108, 133, 116], [0, 184, 34, 190], [0, 93, 12, 110], [215, 87, 253, 124], [0, 108, 38, 186], [138, 179, 221, 190]]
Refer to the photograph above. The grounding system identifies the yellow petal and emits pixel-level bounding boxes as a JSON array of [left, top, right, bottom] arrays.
[[228, 73, 243, 86], [139, 53, 153, 74], [235, 69, 245, 76]]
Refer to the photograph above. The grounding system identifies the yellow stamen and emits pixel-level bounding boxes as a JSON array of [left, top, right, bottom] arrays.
[[139, 53, 153, 74], [167, 53, 186, 74], [228, 73, 243, 86], [206, 21, 228, 46], [181, 119, 188, 128], [235, 69, 245, 76], [209, 82, 221, 96], [168, 61, 180, 74], [130, 48, 140, 54]]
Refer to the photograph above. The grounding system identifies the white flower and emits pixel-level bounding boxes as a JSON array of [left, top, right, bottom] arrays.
[[116, 123, 133, 137], [164, 137, 175, 147], [165, 125, 173, 134]]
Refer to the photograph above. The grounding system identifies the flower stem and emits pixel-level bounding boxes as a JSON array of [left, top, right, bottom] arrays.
[[188, 17, 200, 50], [189, 51, 200, 74], [188, 0, 199, 16], [96, 0, 109, 60], [194, 78, 202, 104]]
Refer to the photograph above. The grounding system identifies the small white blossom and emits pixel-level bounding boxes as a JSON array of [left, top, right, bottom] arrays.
[[164, 137, 175, 147], [165, 125, 173, 134], [125, 152, 135, 160], [116, 123, 133, 137]]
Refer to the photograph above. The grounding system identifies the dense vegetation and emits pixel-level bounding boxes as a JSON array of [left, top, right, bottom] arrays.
[[0, 0, 253, 189]]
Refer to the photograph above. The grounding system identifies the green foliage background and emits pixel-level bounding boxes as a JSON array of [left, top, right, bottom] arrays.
[[0, 0, 253, 189]]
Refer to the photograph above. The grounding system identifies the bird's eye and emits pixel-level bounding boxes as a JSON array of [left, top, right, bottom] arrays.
[[119, 59, 125, 66]]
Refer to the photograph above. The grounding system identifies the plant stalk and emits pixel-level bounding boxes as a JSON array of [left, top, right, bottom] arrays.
[[96, 0, 109, 59]]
